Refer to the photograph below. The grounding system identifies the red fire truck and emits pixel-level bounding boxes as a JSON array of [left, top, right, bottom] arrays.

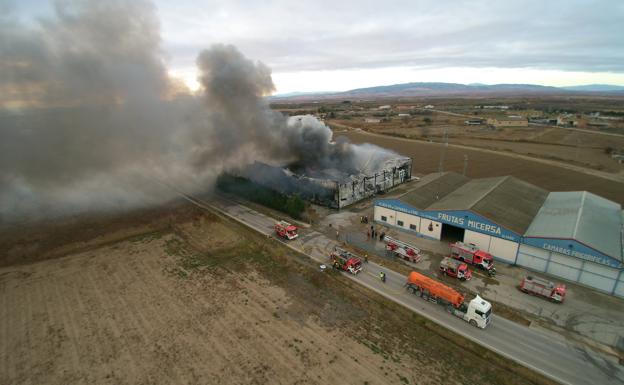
[[383, 235, 422, 263], [439, 257, 472, 281], [519, 276, 566, 303], [450, 242, 495, 275], [329, 247, 363, 275], [274, 221, 298, 240]]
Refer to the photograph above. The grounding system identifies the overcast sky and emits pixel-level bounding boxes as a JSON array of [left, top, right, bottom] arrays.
[[13, 0, 624, 93]]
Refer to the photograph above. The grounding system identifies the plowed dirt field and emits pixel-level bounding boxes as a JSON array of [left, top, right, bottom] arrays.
[[342, 131, 624, 205], [0, 208, 550, 385]]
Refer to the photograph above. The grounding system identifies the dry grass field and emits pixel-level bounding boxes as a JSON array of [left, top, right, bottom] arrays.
[[341, 130, 624, 205], [0, 206, 552, 385], [333, 117, 624, 174]]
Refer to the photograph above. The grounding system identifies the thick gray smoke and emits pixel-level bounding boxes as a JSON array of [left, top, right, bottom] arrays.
[[0, 0, 398, 223]]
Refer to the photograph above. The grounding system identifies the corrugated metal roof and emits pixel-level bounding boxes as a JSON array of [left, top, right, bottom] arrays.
[[426, 176, 548, 234], [399, 172, 469, 209], [525, 192, 623, 261], [472, 177, 549, 234], [427, 176, 508, 211]]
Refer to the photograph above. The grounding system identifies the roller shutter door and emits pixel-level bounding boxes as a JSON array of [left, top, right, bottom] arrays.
[[516, 245, 548, 272], [489, 237, 518, 264]]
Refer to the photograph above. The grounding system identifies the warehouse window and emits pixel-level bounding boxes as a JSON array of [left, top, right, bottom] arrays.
[[410, 224, 416, 230], [397, 220, 404, 227], [381, 216, 387, 222]]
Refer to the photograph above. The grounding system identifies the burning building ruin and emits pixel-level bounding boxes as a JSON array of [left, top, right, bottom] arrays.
[[234, 115, 413, 209], [241, 155, 412, 209]]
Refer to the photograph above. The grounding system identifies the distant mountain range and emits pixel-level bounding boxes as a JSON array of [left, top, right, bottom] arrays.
[[270, 82, 624, 100], [560, 84, 624, 92]]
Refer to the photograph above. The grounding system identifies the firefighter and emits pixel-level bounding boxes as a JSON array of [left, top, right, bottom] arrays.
[[379, 271, 386, 283], [364, 254, 369, 263]]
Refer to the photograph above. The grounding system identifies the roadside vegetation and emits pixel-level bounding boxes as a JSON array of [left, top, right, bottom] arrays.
[[216, 173, 306, 219]]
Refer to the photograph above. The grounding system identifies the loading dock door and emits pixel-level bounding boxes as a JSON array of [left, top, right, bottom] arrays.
[[440, 223, 465, 243]]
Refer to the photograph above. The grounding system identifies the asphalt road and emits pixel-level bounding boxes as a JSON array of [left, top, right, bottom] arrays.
[[197, 194, 623, 385]]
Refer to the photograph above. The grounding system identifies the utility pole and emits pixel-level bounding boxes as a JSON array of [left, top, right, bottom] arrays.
[[436, 128, 448, 199], [463, 154, 469, 176], [437, 128, 448, 174]]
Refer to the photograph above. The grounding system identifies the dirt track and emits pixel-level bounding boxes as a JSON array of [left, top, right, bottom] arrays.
[[342, 131, 624, 205]]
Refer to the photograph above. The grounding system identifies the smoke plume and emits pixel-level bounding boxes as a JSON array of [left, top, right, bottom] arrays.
[[0, 0, 399, 223]]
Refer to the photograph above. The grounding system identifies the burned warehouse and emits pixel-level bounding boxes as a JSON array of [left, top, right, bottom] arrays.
[[241, 156, 412, 209]]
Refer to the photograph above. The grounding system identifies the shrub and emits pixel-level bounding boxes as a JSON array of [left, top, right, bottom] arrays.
[[216, 174, 306, 219]]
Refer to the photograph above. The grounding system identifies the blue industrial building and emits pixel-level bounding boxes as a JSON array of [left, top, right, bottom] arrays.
[[374, 172, 624, 297]]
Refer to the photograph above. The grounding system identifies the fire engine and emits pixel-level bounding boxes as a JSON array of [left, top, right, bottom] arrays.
[[383, 235, 422, 263], [274, 221, 298, 240], [519, 276, 566, 303], [449, 241, 495, 275], [329, 247, 362, 275], [439, 257, 472, 281]]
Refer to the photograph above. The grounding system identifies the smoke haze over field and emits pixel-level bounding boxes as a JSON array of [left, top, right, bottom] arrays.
[[0, 0, 398, 223]]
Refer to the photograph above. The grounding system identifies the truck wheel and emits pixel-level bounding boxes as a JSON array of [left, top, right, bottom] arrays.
[[469, 319, 478, 328]]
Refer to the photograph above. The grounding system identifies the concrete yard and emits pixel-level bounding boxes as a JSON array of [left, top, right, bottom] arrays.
[[325, 197, 624, 353]]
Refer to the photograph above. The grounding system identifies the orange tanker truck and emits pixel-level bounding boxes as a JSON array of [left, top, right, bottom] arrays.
[[405, 271, 492, 328]]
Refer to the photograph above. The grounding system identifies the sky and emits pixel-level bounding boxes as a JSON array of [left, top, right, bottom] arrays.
[[10, 0, 624, 94]]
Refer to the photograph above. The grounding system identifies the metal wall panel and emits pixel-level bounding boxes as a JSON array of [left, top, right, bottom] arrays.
[[581, 260, 619, 279], [517, 245, 549, 272], [547, 261, 581, 282], [489, 237, 519, 264], [545, 253, 582, 282], [463, 230, 491, 253], [579, 270, 616, 292], [614, 277, 624, 298], [549, 252, 583, 268], [578, 260, 618, 293]]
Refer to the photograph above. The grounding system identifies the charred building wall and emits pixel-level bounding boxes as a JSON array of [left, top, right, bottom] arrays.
[[336, 157, 412, 208], [240, 157, 412, 209]]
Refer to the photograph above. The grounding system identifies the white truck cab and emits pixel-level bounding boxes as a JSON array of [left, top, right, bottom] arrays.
[[465, 295, 492, 328]]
